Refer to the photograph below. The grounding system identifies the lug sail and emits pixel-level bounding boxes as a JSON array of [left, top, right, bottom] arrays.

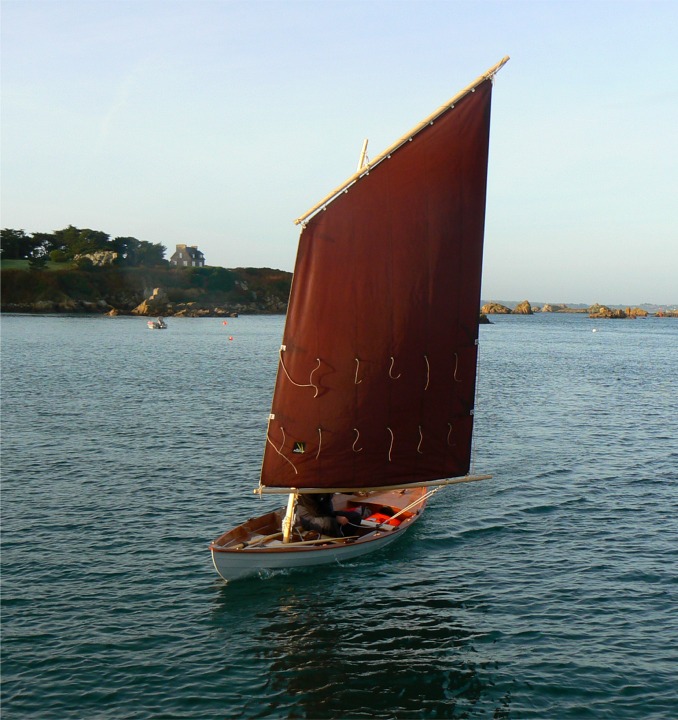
[[260, 62, 504, 492]]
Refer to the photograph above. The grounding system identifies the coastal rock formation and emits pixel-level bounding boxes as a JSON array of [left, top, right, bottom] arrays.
[[655, 309, 678, 317], [588, 304, 648, 319], [589, 305, 627, 319], [481, 302, 512, 315], [479, 313, 491, 324], [540, 303, 579, 313], [73, 250, 118, 267], [513, 300, 533, 315], [131, 287, 170, 316]]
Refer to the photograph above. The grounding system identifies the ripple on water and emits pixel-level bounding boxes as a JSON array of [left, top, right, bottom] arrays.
[[2, 314, 677, 719]]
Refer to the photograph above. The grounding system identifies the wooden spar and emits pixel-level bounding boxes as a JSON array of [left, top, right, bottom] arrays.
[[232, 531, 283, 549], [255, 473, 492, 495], [277, 535, 360, 547], [356, 139, 368, 171], [293, 56, 509, 226], [382, 487, 441, 523], [281, 492, 298, 543]]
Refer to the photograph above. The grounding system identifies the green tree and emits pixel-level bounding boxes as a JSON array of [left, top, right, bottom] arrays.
[[49, 249, 69, 263], [51, 226, 111, 258], [135, 240, 166, 267], [28, 254, 48, 271], [111, 236, 140, 265], [111, 236, 166, 266], [1, 228, 41, 259]]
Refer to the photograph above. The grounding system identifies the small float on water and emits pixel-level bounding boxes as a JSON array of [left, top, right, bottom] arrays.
[[147, 317, 167, 330]]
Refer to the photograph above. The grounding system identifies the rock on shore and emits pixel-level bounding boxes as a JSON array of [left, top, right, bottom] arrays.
[[588, 304, 650, 319], [480, 302, 512, 314], [512, 300, 533, 315]]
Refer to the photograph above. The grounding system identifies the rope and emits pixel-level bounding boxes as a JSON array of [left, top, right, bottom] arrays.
[[265, 426, 298, 474], [387, 427, 394, 461], [279, 347, 320, 398], [354, 357, 363, 384], [447, 422, 454, 446], [417, 426, 424, 454], [389, 357, 401, 379], [424, 354, 430, 390], [352, 428, 363, 453], [316, 427, 322, 460], [453, 352, 460, 382]]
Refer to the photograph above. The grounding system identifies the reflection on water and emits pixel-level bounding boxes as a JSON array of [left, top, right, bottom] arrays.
[[210, 565, 511, 719]]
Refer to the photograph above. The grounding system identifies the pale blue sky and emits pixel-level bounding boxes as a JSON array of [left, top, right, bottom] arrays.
[[2, 0, 676, 304]]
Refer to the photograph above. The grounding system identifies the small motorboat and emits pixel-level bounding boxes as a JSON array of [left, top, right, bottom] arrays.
[[147, 317, 167, 330]]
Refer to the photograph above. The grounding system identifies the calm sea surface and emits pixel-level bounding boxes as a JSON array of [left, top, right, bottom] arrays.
[[1, 312, 676, 719]]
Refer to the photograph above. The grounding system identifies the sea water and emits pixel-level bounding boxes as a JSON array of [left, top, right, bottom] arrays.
[[1, 312, 676, 719]]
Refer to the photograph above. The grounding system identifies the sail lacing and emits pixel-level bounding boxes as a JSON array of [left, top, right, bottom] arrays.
[[387, 427, 394, 461], [265, 426, 299, 474], [354, 358, 363, 384], [279, 347, 320, 398], [389, 357, 401, 379], [447, 423, 454, 447], [417, 426, 424, 454], [453, 352, 461, 382], [424, 355, 430, 390], [352, 428, 363, 452], [315, 427, 323, 459]]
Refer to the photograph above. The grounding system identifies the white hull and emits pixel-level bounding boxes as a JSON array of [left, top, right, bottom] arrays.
[[210, 487, 428, 582]]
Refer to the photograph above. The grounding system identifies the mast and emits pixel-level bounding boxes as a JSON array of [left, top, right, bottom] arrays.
[[356, 139, 369, 171]]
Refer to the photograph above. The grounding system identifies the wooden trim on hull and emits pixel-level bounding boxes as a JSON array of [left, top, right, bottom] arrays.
[[209, 486, 429, 581]]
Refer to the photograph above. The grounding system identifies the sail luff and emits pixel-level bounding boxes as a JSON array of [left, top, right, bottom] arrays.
[[293, 56, 509, 226]]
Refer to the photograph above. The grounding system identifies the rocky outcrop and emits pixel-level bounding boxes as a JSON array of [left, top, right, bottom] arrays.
[[481, 302, 512, 314], [588, 304, 649, 319], [131, 288, 170, 316], [479, 313, 491, 324], [513, 300, 533, 315], [73, 250, 118, 267], [655, 309, 678, 317], [589, 304, 627, 319]]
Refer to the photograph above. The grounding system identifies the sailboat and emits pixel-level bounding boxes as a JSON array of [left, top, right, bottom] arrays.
[[210, 57, 509, 582]]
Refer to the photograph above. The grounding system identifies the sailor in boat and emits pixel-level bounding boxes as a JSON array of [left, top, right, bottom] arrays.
[[295, 494, 363, 538]]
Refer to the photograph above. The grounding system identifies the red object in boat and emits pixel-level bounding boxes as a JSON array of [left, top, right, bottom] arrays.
[[365, 512, 401, 527]]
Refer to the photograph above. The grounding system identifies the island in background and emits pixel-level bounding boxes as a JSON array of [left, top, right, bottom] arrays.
[[481, 300, 678, 319], [1, 227, 676, 318]]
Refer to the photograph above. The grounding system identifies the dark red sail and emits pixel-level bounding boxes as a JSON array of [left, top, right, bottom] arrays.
[[260, 72, 497, 491]]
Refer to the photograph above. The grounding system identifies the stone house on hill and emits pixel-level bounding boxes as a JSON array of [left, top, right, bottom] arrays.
[[170, 244, 205, 268]]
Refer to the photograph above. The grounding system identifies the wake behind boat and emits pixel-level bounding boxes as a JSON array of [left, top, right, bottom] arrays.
[[210, 57, 508, 582]]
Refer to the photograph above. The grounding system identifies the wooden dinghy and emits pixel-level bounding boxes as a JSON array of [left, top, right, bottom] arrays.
[[209, 57, 507, 582], [210, 487, 429, 582]]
